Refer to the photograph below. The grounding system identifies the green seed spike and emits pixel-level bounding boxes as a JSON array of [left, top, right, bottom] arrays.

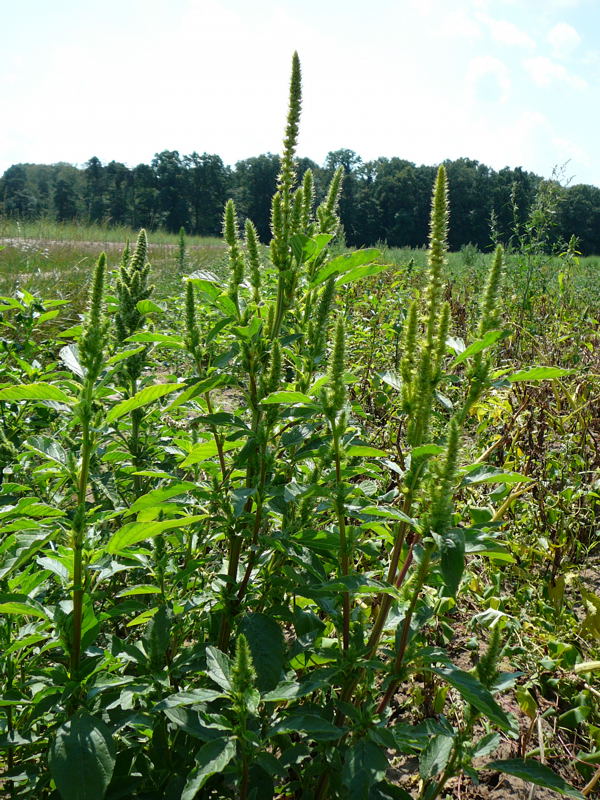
[[291, 186, 304, 234], [429, 417, 460, 536], [231, 634, 256, 698], [223, 199, 244, 307], [130, 229, 148, 274], [327, 317, 346, 415], [425, 166, 449, 349], [270, 192, 285, 269], [267, 340, 282, 393], [277, 51, 302, 203], [400, 298, 418, 411], [476, 624, 502, 689], [477, 244, 504, 337], [115, 229, 153, 346], [184, 280, 200, 356], [245, 219, 261, 302], [314, 277, 336, 359], [458, 245, 504, 421], [301, 168, 314, 230], [80, 252, 107, 381], [317, 166, 343, 234], [433, 301, 451, 382]]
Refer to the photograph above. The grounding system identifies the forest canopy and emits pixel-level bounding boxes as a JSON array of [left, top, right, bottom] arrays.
[[2, 150, 600, 254]]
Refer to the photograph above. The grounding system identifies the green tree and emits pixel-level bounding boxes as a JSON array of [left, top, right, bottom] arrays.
[[132, 163, 159, 230], [152, 150, 190, 232], [84, 156, 106, 223], [232, 153, 280, 241], [183, 152, 230, 235], [560, 183, 600, 254]]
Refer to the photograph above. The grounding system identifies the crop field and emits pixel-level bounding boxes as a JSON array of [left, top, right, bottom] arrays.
[[0, 57, 599, 800]]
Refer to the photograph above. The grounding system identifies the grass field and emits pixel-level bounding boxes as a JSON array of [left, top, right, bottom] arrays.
[[1, 197, 599, 799]]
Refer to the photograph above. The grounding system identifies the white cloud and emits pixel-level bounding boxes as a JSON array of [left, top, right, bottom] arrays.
[[524, 56, 588, 89], [478, 13, 536, 48], [547, 22, 581, 57], [552, 136, 591, 166], [466, 56, 511, 103], [438, 9, 482, 39]]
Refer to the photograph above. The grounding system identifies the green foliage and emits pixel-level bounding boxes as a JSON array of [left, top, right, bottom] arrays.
[[0, 54, 596, 800]]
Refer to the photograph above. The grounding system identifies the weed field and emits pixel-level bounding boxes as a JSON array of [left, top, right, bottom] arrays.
[[0, 56, 598, 800]]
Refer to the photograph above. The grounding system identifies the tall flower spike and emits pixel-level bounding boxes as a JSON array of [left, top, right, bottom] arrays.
[[433, 301, 451, 381], [185, 280, 200, 356], [115, 229, 152, 345], [277, 51, 302, 202], [291, 186, 304, 234], [224, 199, 244, 306], [400, 298, 419, 411], [231, 634, 256, 699], [317, 166, 343, 234], [429, 417, 460, 536], [327, 317, 347, 415], [301, 168, 314, 230], [477, 244, 504, 337], [425, 166, 449, 349], [245, 219, 261, 302], [80, 252, 107, 380]]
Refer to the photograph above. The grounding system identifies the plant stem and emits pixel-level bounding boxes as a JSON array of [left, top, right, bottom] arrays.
[[333, 427, 350, 651], [376, 545, 432, 715], [70, 396, 92, 681]]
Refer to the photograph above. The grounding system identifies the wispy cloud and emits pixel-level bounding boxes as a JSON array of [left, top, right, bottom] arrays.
[[547, 22, 581, 57], [524, 56, 587, 89], [466, 56, 512, 103], [478, 13, 536, 48]]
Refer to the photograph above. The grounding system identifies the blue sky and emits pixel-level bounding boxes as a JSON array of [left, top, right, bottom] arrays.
[[2, 0, 599, 185]]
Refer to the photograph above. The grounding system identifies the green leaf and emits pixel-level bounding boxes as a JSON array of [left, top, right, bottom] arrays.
[[106, 346, 145, 366], [346, 445, 388, 458], [484, 759, 584, 799], [461, 466, 531, 486], [431, 666, 511, 729], [438, 529, 465, 597], [358, 506, 417, 527], [269, 713, 344, 741], [0, 599, 47, 619], [419, 735, 454, 780], [24, 436, 67, 465], [472, 733, 501, 758], [106, 383, 184, 424], [107, 514, 205, 553], [312, 249, 380, 286], [411, 444, 445, 459], [342, 739, 388, 799], [452, 329, 506, 366], [239, 613, 285, 693], [59, 344, 85, 378], [155, 689, 225, 710], [377, 370, 403, 392], [205, 646, 232, 691], [48, 710, 116, 800], [142, 605, 173, 670], [125, 332, 184, 348], [136, 299, 163, 314], [0, 382, 74, 404], [261, 390, 313, 405], [124, 482, 196, 516], [336, 262, 390, 286], [181, 738, 236, 800], [180, 438, 242, 468], [166, 373, 232, 411], [507, 367, 574, 382]]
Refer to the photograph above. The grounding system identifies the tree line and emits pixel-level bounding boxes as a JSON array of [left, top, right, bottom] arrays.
[[2, 149, 600, 254]]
